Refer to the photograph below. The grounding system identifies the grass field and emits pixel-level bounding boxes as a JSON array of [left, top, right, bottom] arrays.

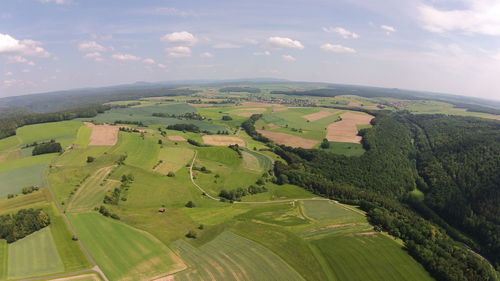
[[111, 132, 160, 169], [0, 136, 19, 153], [0, 240, 6, 280], [0, 163, 48, 198], [310, 233, 433, 281], [171, 231, 304, 281], [69, 213, 185, 281], [155, 147, 194, 174], [67, 166, 116, 212], [302, 200, 363, 221], [0, 189, 49, 215], [7, 227, 65, 279], [16, 120, 82, 148]]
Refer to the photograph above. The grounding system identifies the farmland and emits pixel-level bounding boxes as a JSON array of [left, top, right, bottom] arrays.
[[2, 85, 494, 281]]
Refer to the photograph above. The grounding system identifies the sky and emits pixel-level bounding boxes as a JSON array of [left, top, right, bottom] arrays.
[[1, 0, 500, 100]]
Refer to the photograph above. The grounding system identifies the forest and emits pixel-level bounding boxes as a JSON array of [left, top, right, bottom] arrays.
[[0, 208, 51, 243], [264, 112, 499, 281]]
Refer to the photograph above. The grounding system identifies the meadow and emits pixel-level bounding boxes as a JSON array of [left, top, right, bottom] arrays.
[[0, 163, 47, 198]]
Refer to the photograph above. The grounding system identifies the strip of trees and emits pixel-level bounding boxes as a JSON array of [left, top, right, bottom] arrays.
[[0, 209, 50, 243]]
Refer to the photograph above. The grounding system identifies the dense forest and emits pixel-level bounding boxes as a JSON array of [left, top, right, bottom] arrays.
[[32, 140, 63, 155], [0, 208, 51, 243], [409, 114, 500, 268], [249, 112, 500, 281]]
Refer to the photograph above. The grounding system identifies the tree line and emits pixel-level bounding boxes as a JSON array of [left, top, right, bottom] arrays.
[[0, 208, 50, 243]]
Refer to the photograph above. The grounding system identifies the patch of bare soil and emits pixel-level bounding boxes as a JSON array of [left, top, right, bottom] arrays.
[[168, 135, 187, 141], [85, 122, 119, 146], [202, 135, 246, 146], [326, 112, 374, 143], [256, 129, 318, 148]]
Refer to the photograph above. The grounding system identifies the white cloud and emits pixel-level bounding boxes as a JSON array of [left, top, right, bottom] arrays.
[[111, 53, 140, 61], [381, 25, 396, 34], [321, 43, 357, 53], [419, 1, 500, 36], [157, 63, 167, 69], [166, 46, 191, 58], [244, 38, 259, 44], [322, 27, 360, 39], [266, 37, 304, 49], [22, 69, 30, 73], [212, 43, 241, 49], [0, 33, 49, 57], [200, 52, 214, 58], [7, 55, 35, 66], [4, 72, 12, 76], [161, 31, 197, 46], [282, 55, 296, 62], [38, 0, 70, 4], [142, 58, 156, 64], [78, 41, 106, 52], [84, 52, 103, 62], [253, 51, 271, 56]]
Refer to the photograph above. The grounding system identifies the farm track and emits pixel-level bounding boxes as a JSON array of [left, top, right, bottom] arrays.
[[189, 151, 329, 205]]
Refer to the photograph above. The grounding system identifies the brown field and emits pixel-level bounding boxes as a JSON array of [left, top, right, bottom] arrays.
[[302, 110, 335, 122], [188, 103, 214, 107], [233, 107, 267, 117], [348, 101, 362, 107], [267, 123, 280, 129], [256, 129, 318, 148], [326, 112, 374, 143], [202, 135, 246, 147], [168, 135, 186, 141], [85, 122, 119, 146]]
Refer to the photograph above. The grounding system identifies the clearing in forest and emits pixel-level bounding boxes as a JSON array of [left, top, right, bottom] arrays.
[[256, 129, 318, 149], [326, 112, 374, 143], [202, 135, 246, 147], [301, 110, 334, 122], [85, 122, 119, 146]]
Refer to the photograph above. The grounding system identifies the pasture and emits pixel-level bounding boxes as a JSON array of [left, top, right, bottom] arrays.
[[0, 240, 6, 280], [111, 132, 160, 169], [171, 231, 304, 281], [0, 189, 49, 215], [69, 213, 186, 281], [0, 164, 47, 198], [324, 141, 365, 156], [16, 120, 82, 148], [310, 233, 433, 281], [7, 227, 65, 279], [301, 200, 363, 222], [155, 147, 194, 174], [66, 166, 116, 212]]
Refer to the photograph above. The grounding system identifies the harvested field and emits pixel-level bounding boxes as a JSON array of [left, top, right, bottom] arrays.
[[202, 135, 246, 147], [168, 135, 187, 141], [234, 107, 266, 117], [348, 101, 361, 107], [85, 122, 119, 146], [257, 129, 318, 149], [302, 110, 334, 122], [188, 103, 214, 107], [326, 112, 374, 143]]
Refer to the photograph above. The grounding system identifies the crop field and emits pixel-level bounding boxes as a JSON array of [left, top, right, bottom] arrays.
[[0, 163, 47, 198], [326, 112, 374, 143], [0, 136, 19, 153], [0, 189, 49, 215], [7, 227, 65, 279], [301, 200, 364, 222], [310, 233, 433, 281], [302, 110, 334, 121], [69, 213, 186, 281], [171, 231, 304, 281], [155, 147, 194, 174], [0, 240, 6, 280], [0, 153, 55, 173]]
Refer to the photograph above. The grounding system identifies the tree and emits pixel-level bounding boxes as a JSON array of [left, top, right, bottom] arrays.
[[87, 156, 95, 163], [167, 171, 175, 177], [320, 138, 330, 149], [158, 139, 163, 145], [185, 201, 195, 208], [186, 230, 197, 238]]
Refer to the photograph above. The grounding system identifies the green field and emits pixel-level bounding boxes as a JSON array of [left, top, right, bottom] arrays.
[[302, 200, 363, 221], [0, 164, 48, 198], [0, 190, 49, 215], [69, 213, 185, 281], [111, 132, 160, 169], [310, 233, 433, 281], [324, 142, 365, 156], [7, 227, 65, 279], [67, 166, 116, 212], [16, 120, 82, 148], [155, 147, 195, 174], [171, 231, 304, 281], [0, 240, 6, 280]]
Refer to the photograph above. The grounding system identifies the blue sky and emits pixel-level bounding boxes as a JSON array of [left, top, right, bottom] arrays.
[[1, 0, 500, 100]]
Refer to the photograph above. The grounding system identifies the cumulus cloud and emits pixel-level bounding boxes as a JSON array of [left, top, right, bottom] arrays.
[[161, 31, 197, 46], [281, 55, 296, 62], [0, 33, 50, 57], [157, 63, 167, 69], [4, 72, 13, 76], [320, 43, 356, 53], [142, 58, 156, 64], [266, 37, 304, 49], [419, 1, 500, 36], [78, 41, 106, 52], [381, 25, 396, 34], [212, 43, 241, 49], [322, 27, 360, 39], [253, 51, 271, 56], [7, 55, 35, 66], [200, 52, 214, 58], [166, 46, 191, 58], [84, 52, 103, 62], [111, 53, 140, 61]]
